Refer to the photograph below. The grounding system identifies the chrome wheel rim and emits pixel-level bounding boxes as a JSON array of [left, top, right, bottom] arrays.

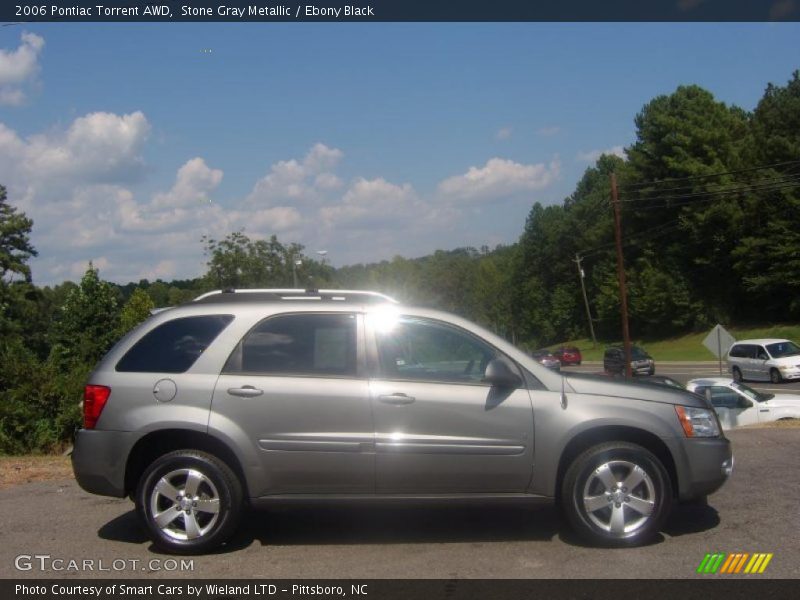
[[150, 468, 221, 541], [582, 460, 656, 536]]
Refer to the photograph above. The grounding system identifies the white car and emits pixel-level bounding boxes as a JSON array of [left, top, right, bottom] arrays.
[[686, 377, 800, 430], [726, 338, 800, 383]]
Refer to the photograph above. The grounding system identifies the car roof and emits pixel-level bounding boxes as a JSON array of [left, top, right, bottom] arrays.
[[192, 288, 399, 305], [687, 377, 734, 386], [733, 338, 791, 345]]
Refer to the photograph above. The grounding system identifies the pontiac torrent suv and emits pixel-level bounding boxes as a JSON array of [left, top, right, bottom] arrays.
[[72, 289, 732, 553]]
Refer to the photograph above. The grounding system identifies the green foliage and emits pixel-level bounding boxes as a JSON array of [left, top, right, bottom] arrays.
[[203, 231, 320, 289], [0, 338, 85, 454], [51, 263, 121, 369], [0, 185, 37, 284], [119, 288, 155, 335]]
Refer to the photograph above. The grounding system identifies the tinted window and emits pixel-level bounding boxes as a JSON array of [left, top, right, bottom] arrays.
[[375, 317, 497, 383], [708, 386, 743, 409], [729, 345, 746, 358], [116, 315, 233, 373], [766, 341, 800, 358], [228, 313, 357, 376]]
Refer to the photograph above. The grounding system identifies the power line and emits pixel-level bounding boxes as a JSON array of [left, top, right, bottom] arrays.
[[620, 174, 800, 207], [619, 159, 800, 192]]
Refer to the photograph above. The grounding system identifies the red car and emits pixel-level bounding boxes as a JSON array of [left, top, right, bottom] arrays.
[[553, 346, 582, 366]]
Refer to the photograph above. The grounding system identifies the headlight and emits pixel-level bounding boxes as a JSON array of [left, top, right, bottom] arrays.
[[675, 405, 720, 438]]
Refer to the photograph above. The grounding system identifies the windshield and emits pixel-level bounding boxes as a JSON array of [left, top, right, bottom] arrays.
[[766, 341, 800, 358], [732, 382, 773, 402], [631, 347, 649, 359]]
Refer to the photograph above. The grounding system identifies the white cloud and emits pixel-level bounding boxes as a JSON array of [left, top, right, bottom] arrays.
[[438, 157, 560, 202], [152, 158, 223, 208], [0, 32, 44, 106], [577, 145, 626, 162], [321, 178, 420, 229], [246, 142, 343, 206], [495, 127, 512, 141], [0, 111, 151, 186]]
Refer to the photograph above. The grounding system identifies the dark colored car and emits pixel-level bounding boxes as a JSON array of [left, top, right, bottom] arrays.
[[604, 345, 655, 376], [530, 349, 561, 371], [552, 346, 582, 366]]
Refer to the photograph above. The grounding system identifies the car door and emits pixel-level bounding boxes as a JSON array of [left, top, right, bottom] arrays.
[[366, 314, 534, 494], [701, 385, 759, 429], [753, 345, 771, 382], [210, 312, 374, 496]]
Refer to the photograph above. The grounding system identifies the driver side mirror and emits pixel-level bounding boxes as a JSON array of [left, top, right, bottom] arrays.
[[483, 358, 522, 389], [737, 396, 753, 409]]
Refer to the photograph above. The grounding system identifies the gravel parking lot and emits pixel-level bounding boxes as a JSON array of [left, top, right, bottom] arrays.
[[1, 426, 798, 580]]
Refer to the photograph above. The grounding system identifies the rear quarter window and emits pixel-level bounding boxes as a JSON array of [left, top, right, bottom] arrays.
[[116, 315, 234, 373]]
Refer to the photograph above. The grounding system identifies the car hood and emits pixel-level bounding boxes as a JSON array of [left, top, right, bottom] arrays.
[[765, 393, 800, 407], [772, 356, 800, 366], [565, 373, 709, 409]]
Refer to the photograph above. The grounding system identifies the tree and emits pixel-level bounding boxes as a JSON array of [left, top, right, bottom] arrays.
[[51, 263, 121, 368], [0, 185, 37, 284], [202, 231, 310, 289], [119, 288, 155, 335]]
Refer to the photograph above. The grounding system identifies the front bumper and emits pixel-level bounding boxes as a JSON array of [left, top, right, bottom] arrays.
[[672, 436, 733, 501], [71, 429, 134, 498]]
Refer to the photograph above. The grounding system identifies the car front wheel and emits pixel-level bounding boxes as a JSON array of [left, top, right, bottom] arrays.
[[562, 441, 672, 547], [732, 367, 743, 383], [136, 450, 243, 554], [770, 368, 782, 384]]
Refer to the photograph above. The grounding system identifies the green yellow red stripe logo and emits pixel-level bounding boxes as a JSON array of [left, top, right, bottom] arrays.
[[697, 553, 773, 574]]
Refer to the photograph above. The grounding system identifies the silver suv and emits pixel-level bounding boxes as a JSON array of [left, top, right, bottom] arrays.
[[72, 289, 732, 553]]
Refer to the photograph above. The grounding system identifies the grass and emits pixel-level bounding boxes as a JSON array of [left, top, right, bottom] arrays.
[[0, 455, 73, 489], [552, 324, 800, 361]]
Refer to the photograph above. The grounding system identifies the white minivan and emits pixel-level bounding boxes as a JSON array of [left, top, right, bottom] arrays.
[[726, 338, 800, 383]]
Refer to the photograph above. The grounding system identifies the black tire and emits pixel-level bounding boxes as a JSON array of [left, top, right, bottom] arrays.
[[732, 367, 743, 383], [561, 441, 672, 547], [135, 450, 243, 554], [770, 368, 782, 384]]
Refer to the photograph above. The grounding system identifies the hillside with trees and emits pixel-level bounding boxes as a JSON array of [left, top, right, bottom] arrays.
[[1, 71, 799, 453]]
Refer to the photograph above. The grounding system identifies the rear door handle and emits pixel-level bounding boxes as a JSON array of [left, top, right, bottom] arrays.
[[227, 385, 264, 398], [378, 393, 416, 405]]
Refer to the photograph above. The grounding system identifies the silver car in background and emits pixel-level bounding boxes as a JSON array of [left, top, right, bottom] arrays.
[[72, 289, 732, 554], [727, 338, 800, 383]]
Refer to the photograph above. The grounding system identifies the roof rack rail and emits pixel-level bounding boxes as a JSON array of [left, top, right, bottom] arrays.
[[193, 288, 398, 304]]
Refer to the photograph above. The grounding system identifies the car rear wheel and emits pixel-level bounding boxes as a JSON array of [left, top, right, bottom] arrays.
[[562, 441, 672, 547], [770, 368, 782, 384], [732, 367, 743, 383], [136, 450, 243, 554]]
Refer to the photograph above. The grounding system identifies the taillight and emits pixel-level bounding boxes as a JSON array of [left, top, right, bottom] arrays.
[[83, 385, 111, 429]]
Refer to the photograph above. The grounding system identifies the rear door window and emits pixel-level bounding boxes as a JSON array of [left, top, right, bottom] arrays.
[[225, 313, 357, 377], [116, 315, 233, 373]]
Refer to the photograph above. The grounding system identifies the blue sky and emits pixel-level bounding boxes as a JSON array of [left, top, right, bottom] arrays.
[[1, 22, 798, 284]]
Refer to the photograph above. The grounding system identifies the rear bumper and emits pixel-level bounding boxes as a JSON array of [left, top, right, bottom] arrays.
[[671, 436, 733, 501], [71, 429, 133, 498]]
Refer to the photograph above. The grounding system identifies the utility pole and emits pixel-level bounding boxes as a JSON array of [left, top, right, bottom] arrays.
[[574, 254, 597, 347], [611, 172, 633, 378]]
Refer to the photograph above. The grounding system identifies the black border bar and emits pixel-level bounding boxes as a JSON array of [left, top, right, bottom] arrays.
[[5, 579, 800, 600], [3, 0, 800, 23]]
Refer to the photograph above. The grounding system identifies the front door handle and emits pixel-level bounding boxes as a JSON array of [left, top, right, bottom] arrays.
[[378, 393, 416, 405], [227, 385, 264, 398]]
